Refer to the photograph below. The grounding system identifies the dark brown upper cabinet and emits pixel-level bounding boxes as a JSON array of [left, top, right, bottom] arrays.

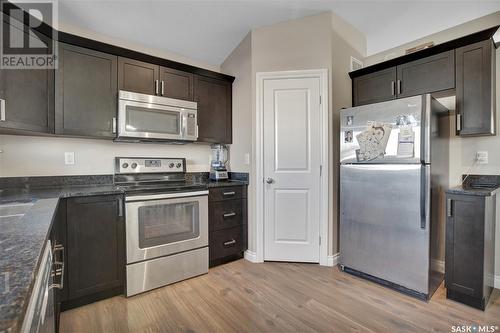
[[353, 50, 455, 106], [194, 75, 232, 144], [353, 67, 397, 106], [118, 57, 194, 101], [455, 39, 496, 136], [397, 50, 455, 98], [118, 57, 159, 95], [0, 18, 54, 134], [160, 67, 194, 100], [66, 195, 125, 301], [55, 43, 118, 138]]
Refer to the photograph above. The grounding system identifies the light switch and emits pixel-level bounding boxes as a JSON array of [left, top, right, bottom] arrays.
[[244, 153, 250, 165], [65, 152, 75, 165], [476, 151, 488, 164]]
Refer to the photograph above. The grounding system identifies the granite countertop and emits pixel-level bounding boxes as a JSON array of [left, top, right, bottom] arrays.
[[0, 173, 248, 332], [446, 175, 500, 197], [0, 184, 124, 333]]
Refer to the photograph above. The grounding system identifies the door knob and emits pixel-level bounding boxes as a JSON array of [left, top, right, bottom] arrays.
[[265, 177, 274, 184]]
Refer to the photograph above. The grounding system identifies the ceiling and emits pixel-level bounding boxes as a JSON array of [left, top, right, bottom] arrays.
[[57, 0, 500, 66]]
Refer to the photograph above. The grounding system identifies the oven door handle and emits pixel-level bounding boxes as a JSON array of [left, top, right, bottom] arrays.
[[125, 190, 209, 202]]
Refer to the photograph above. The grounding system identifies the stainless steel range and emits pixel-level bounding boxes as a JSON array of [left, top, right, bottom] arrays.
[[114, 157, 208, 296]]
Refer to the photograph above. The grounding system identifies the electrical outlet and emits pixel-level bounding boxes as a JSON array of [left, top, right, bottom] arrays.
[[476, 151, 488, 164], [244, 153, 250, 165], [64, 152, 75, 165]]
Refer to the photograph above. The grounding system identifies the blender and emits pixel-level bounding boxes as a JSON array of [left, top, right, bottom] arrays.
[[209, 144, 229, 180]]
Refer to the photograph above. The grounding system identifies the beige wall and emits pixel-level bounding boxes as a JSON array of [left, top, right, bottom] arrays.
[[330, 16, 365, 254], [222, 11, 365, 256], [365, 12, 500, 280], [0, 135, 211, 176], [221, 34, 252, 174], [0, 24, 228, 177]]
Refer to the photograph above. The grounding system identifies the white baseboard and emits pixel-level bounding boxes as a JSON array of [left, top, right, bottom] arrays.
[[327, 253, 340, 267], [495, 275, 500, 289], [244, 250, 262, 263], [431, 259, 445, 274]]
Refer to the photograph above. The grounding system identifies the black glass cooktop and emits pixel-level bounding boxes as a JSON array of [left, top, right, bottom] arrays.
[[116, 180, 207, 194]]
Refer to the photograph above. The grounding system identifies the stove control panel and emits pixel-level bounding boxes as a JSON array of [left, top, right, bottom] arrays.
[[115, 157, 185, 174]]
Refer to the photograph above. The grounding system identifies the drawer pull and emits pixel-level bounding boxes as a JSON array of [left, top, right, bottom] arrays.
[[223, 191, 236, 196], [223, 212, 236, 218], [223, 239, 236, 246]]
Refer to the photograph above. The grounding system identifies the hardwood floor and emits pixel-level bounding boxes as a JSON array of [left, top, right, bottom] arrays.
[[60, 260, 500, 332]]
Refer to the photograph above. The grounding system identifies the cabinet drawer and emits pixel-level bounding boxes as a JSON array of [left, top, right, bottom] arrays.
[[209, 226, 246, 260], [209, 186, 246, 201], [210, 200, 245, 231]]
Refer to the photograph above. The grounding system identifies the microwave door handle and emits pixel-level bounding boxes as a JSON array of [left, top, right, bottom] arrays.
[[181, 112, 187, 139]]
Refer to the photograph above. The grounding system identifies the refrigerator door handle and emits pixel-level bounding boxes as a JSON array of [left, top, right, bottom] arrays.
[[420, 166, 430, 230]]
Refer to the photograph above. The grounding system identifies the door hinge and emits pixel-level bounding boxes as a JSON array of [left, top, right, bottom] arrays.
[[319, 95, 322, 105], [320, 165, 322, 177], [319, 236, 321, 245]]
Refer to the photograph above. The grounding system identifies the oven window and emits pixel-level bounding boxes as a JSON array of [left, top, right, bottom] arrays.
[[125, 106, 180, 135], [138, 201, 199, 248]]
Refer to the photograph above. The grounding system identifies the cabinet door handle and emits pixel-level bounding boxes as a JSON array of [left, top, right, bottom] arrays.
[[0, 99, 5, 121], [155, 80, 159, 95], [50, 244, 65, 290], [391, 81, 395, 96], [456, 114, 462, 132], [397, 80, 402, 95], [112, 117, 117, 134], [223, 212, 236, 218], [161, 81, 165, 96], [223, 191, 235, 196], [223, 239, 236, 246], [447, 198, 452, 217], [118, 198, 123, 217]]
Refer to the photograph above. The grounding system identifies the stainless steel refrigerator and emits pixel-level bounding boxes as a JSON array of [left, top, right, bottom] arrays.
[[339, 94, 449, 300]]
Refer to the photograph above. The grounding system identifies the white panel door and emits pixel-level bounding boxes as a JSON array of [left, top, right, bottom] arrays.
[[263, 77, 321, 262]]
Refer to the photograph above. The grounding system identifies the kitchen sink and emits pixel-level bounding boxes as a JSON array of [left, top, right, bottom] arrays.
[[0, 202, 34, 218]]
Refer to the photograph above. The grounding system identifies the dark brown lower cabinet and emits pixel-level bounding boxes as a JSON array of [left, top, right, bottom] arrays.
[[209, 186, 247, 267], [61, 195, 125, 310], [445, 192, 496, 310]]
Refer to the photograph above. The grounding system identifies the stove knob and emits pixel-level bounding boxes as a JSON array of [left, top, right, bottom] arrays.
[[169, 163, 175, 168], [131, 163, 138, 169], [122, 163, 129, 169], [176, 163, 182, 168]]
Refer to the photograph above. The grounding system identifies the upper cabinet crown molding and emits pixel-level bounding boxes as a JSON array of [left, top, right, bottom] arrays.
[[349, 25, 499, 79]]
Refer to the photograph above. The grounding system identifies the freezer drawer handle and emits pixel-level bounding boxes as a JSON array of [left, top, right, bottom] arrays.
[[447, 199, 452, 217]]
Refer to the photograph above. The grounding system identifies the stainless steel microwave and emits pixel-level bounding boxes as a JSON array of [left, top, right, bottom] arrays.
[[116, 90, 198, 143]]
